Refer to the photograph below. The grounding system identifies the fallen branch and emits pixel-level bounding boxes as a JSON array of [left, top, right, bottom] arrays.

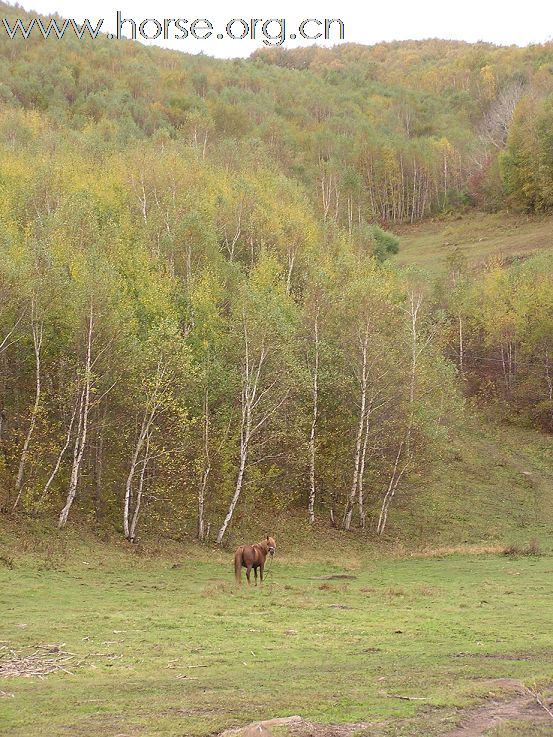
[[386, 694, 427, 701], [526, 686, 553, 719], [219, 716, 304, 737], [0, 645, 78, 679]]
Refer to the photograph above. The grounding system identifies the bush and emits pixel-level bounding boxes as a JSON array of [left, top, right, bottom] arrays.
[[502, 539, 542, 557], [370, 225, 400, 261]]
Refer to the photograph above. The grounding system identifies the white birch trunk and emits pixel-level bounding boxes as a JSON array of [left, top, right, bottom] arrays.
[[124, 411, 149, 540], [307, 308, 320, 525], [13, 310, 43, 511], [343, 326, 369, 531], [216, 318, 265, 544], [40, 396, 79, 503], [59, 304, 93, 528], [544, 349, 553, 402], [128, 430, 151, 543], [197, 386, 210, 541], [459, 314, 464, 377], [124, 360, 164, 541], [0, 309, 26, 355], [286, 251, 296, 295], [216, 407, 251, 544], [376, 440, 409, 535], [376, 292, 421, 535], [357, 401, 372, 530]]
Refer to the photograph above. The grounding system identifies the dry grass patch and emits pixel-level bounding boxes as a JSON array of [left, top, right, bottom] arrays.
[[412, 544, 506, 558]]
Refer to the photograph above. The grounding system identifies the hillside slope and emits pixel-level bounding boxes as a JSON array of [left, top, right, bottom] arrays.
[[1, 1, 553, 223], [0, 6, 552, 548], [394, 212, 553, 274], [388, 418, 553, 549]]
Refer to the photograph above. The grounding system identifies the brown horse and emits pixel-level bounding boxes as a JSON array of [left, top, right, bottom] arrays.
[[234, 536, 276, 585]]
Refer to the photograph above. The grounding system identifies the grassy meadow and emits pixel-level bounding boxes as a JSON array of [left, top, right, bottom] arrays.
[[2, 408, 553, 737], [1, 527, 553, 737], [393, 212, 553, 274]]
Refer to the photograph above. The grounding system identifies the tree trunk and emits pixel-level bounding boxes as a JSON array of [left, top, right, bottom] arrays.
[[59, 304, 93, 528], [128, 430, 151, 543], [459, 315, 464, 377], [124, 414, 147, 540], [124, 402, 158, 540], [544, 349, 553, 401], [376, 292, 421, 535], [0, 309, 26, 355], [357, 400, 372, 529], [92, 407, 106, 522], [286, 251, 296, 295], [216, 413, 250, 544], [40, 395, 78, 504], [216, 318, 265, 544], [13, 311, 42, 511], [343, 326, 369, 530], [197, 386, 211, 541], [307, 309, 319, 525], [377, 440, 408, 535], [124, 357, 165, 541]]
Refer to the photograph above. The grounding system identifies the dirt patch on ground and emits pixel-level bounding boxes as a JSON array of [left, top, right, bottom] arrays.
[[218, 716, 372, 737], [287, 721, 376, 736], [440, 680, 552, 737], [219, 716, 305, 736], [218, 680, 553, 737]]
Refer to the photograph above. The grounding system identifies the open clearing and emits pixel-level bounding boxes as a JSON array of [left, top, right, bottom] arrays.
[[1, 548, 552, 737], [393, 212, 553, 274]]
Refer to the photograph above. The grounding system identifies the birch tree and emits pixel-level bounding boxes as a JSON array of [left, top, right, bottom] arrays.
[[343, 322, 370, 531], [59, 302, 94, 528], [123, 323, 190, 542], [307, 304, 320, 525], [188, 272, 228, 542], [216, 255, 297, 544], [339, 262, 398, 531], [13, 299, 43, 510], [303, 262, 334, 525], [376, 286, 436, 535], [123, 357, 165, 542]]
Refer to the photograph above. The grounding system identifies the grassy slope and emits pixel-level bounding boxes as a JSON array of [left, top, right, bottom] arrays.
[[385, 211, 553, 551], [389, 420, 553, 552], [393, 212, 553, 275]]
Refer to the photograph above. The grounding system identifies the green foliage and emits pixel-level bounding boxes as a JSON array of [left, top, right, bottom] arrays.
[[1, 2, 553, 541], [1, 2, 553, 225], [370, 224, 400, 260], [501, 94, 553, 211]]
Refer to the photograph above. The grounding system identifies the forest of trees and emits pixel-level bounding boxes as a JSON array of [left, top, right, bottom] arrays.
[[1, 4, 553, 542]]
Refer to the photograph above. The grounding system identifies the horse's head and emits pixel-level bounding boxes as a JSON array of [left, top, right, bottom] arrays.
[[265, 535, 276, 556]]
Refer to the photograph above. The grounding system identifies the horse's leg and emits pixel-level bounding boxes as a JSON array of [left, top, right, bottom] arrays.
[[253, 566, 258, 586], [246, 564, 252, 585], [259, 562, 264, 583]]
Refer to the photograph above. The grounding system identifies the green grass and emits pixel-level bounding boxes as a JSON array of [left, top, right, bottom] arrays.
[[1, 546, 553, 736], [393, 211, 553, 274], [490, 725, 553, 737], [2, 397, 553, 736], [388, 420, 553, 551]]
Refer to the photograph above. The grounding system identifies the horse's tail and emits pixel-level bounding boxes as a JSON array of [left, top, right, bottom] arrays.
[[234, 547, 242, 584]]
